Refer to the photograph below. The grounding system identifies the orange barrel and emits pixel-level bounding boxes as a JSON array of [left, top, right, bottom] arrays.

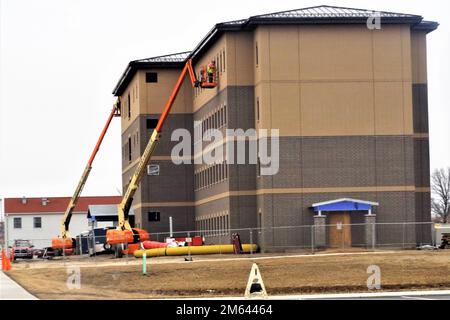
[[142, 241, 168, 249]]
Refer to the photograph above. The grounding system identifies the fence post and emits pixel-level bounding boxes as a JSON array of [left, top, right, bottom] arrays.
[[250, 229, 253, 255], [402, 222, 406, 249], [187, 231, 192, 261], [311, 225, 315, 254], [372, 221, 375, 250]]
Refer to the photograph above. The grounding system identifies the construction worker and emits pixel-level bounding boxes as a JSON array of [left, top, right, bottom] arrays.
[[207, 60, 216, 83]]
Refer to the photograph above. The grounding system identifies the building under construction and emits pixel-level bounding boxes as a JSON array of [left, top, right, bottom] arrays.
[[113, 6, 438, 251]]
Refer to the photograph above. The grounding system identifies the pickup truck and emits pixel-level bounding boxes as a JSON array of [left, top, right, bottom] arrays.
[[11, 239, 34, 260]]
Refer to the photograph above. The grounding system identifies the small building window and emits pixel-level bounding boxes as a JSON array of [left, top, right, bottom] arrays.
[[13, 217, 22, 229], [147, 164, 160, 175], [128, 137, 132, 162], [127, 93, 131, 119], [146, 118, 158, 129], [223, 105, 227, 125], [146, 72, 158, 83], [257, 158, 261, 177], [148, 211, 160, 222], [255, 42, 259, 66], [33, 217, 42, 229], [223, 49, 226, 70]]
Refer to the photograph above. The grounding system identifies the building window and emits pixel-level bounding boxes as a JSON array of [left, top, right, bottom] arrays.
[[146, 72, 158, 83], [256, 97, 260, 122], [127, 93, 131, 119], [257, 157, 261, 177], [147, 164, 160, 175], [128, 137, 132, 162], [148, 211, 160, 222], [13, 217, 22, 229], [223, 49, 226, 71], [33, 217, 42, 229], [146, 118, 158, 129], [255, 42, 259, 66], [223, 105, 227, 125]]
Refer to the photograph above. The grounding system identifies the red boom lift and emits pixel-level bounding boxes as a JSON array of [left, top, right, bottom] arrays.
[[106, 59, 217, 257], [51, 100, 121, 251]]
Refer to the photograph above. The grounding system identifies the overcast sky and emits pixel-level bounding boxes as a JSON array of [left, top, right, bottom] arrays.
[[0, 0, 449, 203]]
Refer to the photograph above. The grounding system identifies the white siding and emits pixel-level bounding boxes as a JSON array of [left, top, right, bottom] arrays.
[[5, 213, 113, 249]]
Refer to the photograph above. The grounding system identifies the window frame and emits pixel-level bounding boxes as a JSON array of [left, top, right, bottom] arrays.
[[33, 217, 42, 229], [13, 217, 22, 229]]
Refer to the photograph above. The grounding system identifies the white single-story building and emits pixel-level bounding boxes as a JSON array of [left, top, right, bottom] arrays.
[[4, 196, 122, 249]]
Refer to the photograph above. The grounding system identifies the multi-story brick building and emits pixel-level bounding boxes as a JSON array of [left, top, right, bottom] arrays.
[[113, 6, 438, 250]]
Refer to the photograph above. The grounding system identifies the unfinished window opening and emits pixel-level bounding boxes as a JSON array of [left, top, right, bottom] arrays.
[[146, 118, 158, 130], [148, 211, 160, 222], [145, 72, 158, 83]]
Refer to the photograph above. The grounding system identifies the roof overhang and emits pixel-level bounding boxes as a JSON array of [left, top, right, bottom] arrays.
[[113, 60, 186, 96], [312, 198, 379, 212]]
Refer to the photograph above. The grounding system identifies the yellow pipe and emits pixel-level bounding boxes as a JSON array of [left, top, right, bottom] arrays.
[[134, 244, 258, 258]]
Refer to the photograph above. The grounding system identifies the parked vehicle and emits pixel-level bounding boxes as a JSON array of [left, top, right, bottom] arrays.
[[90, 227, 115, 256], [11, 239, 34, 260], [75, 227, 114, 256]]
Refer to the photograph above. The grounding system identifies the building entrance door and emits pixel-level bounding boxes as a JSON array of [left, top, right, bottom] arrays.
[[328, 212, 351, 247]]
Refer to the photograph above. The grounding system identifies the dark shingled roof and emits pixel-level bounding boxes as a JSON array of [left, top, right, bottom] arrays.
[[113, 5, 438, 96]]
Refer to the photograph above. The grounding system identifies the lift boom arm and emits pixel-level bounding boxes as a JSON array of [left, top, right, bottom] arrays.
[[116, 59, 208, 232], [59, 100, 121, 239]]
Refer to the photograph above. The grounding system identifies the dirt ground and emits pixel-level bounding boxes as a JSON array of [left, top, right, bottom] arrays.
[[7, 250, 450, 299]]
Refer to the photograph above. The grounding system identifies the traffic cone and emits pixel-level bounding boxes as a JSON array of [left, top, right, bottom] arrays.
[[2, 249, 7, 271], [2, 249, 11, 271], [5, 256, 11, 271]]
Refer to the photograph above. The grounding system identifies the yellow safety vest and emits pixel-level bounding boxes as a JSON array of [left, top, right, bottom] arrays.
[[207, 64, 216, 73]]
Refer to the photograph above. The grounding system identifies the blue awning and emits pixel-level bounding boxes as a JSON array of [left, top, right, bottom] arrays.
[[312, 198, 379, 212]]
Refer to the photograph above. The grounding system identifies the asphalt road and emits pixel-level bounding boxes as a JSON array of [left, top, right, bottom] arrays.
[[272, 290, 450, 300], [308, 294, 450, 300]]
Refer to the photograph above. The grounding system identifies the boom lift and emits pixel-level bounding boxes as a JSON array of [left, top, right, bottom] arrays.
[[106, 59, 217, 256], [51, 100, 121, 251]]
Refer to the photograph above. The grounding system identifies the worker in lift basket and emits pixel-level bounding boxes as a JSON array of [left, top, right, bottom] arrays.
[[207, 60, 216, 83]]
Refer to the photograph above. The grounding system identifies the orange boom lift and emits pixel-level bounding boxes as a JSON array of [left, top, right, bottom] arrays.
[[106, 59, 217, 257], [51, 100, 121, 251]]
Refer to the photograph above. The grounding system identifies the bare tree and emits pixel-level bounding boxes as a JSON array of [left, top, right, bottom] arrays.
[[431, 167, 450, 223]]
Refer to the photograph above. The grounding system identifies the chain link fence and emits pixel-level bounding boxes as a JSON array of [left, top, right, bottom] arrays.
[[1, 221, 438, 262]]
